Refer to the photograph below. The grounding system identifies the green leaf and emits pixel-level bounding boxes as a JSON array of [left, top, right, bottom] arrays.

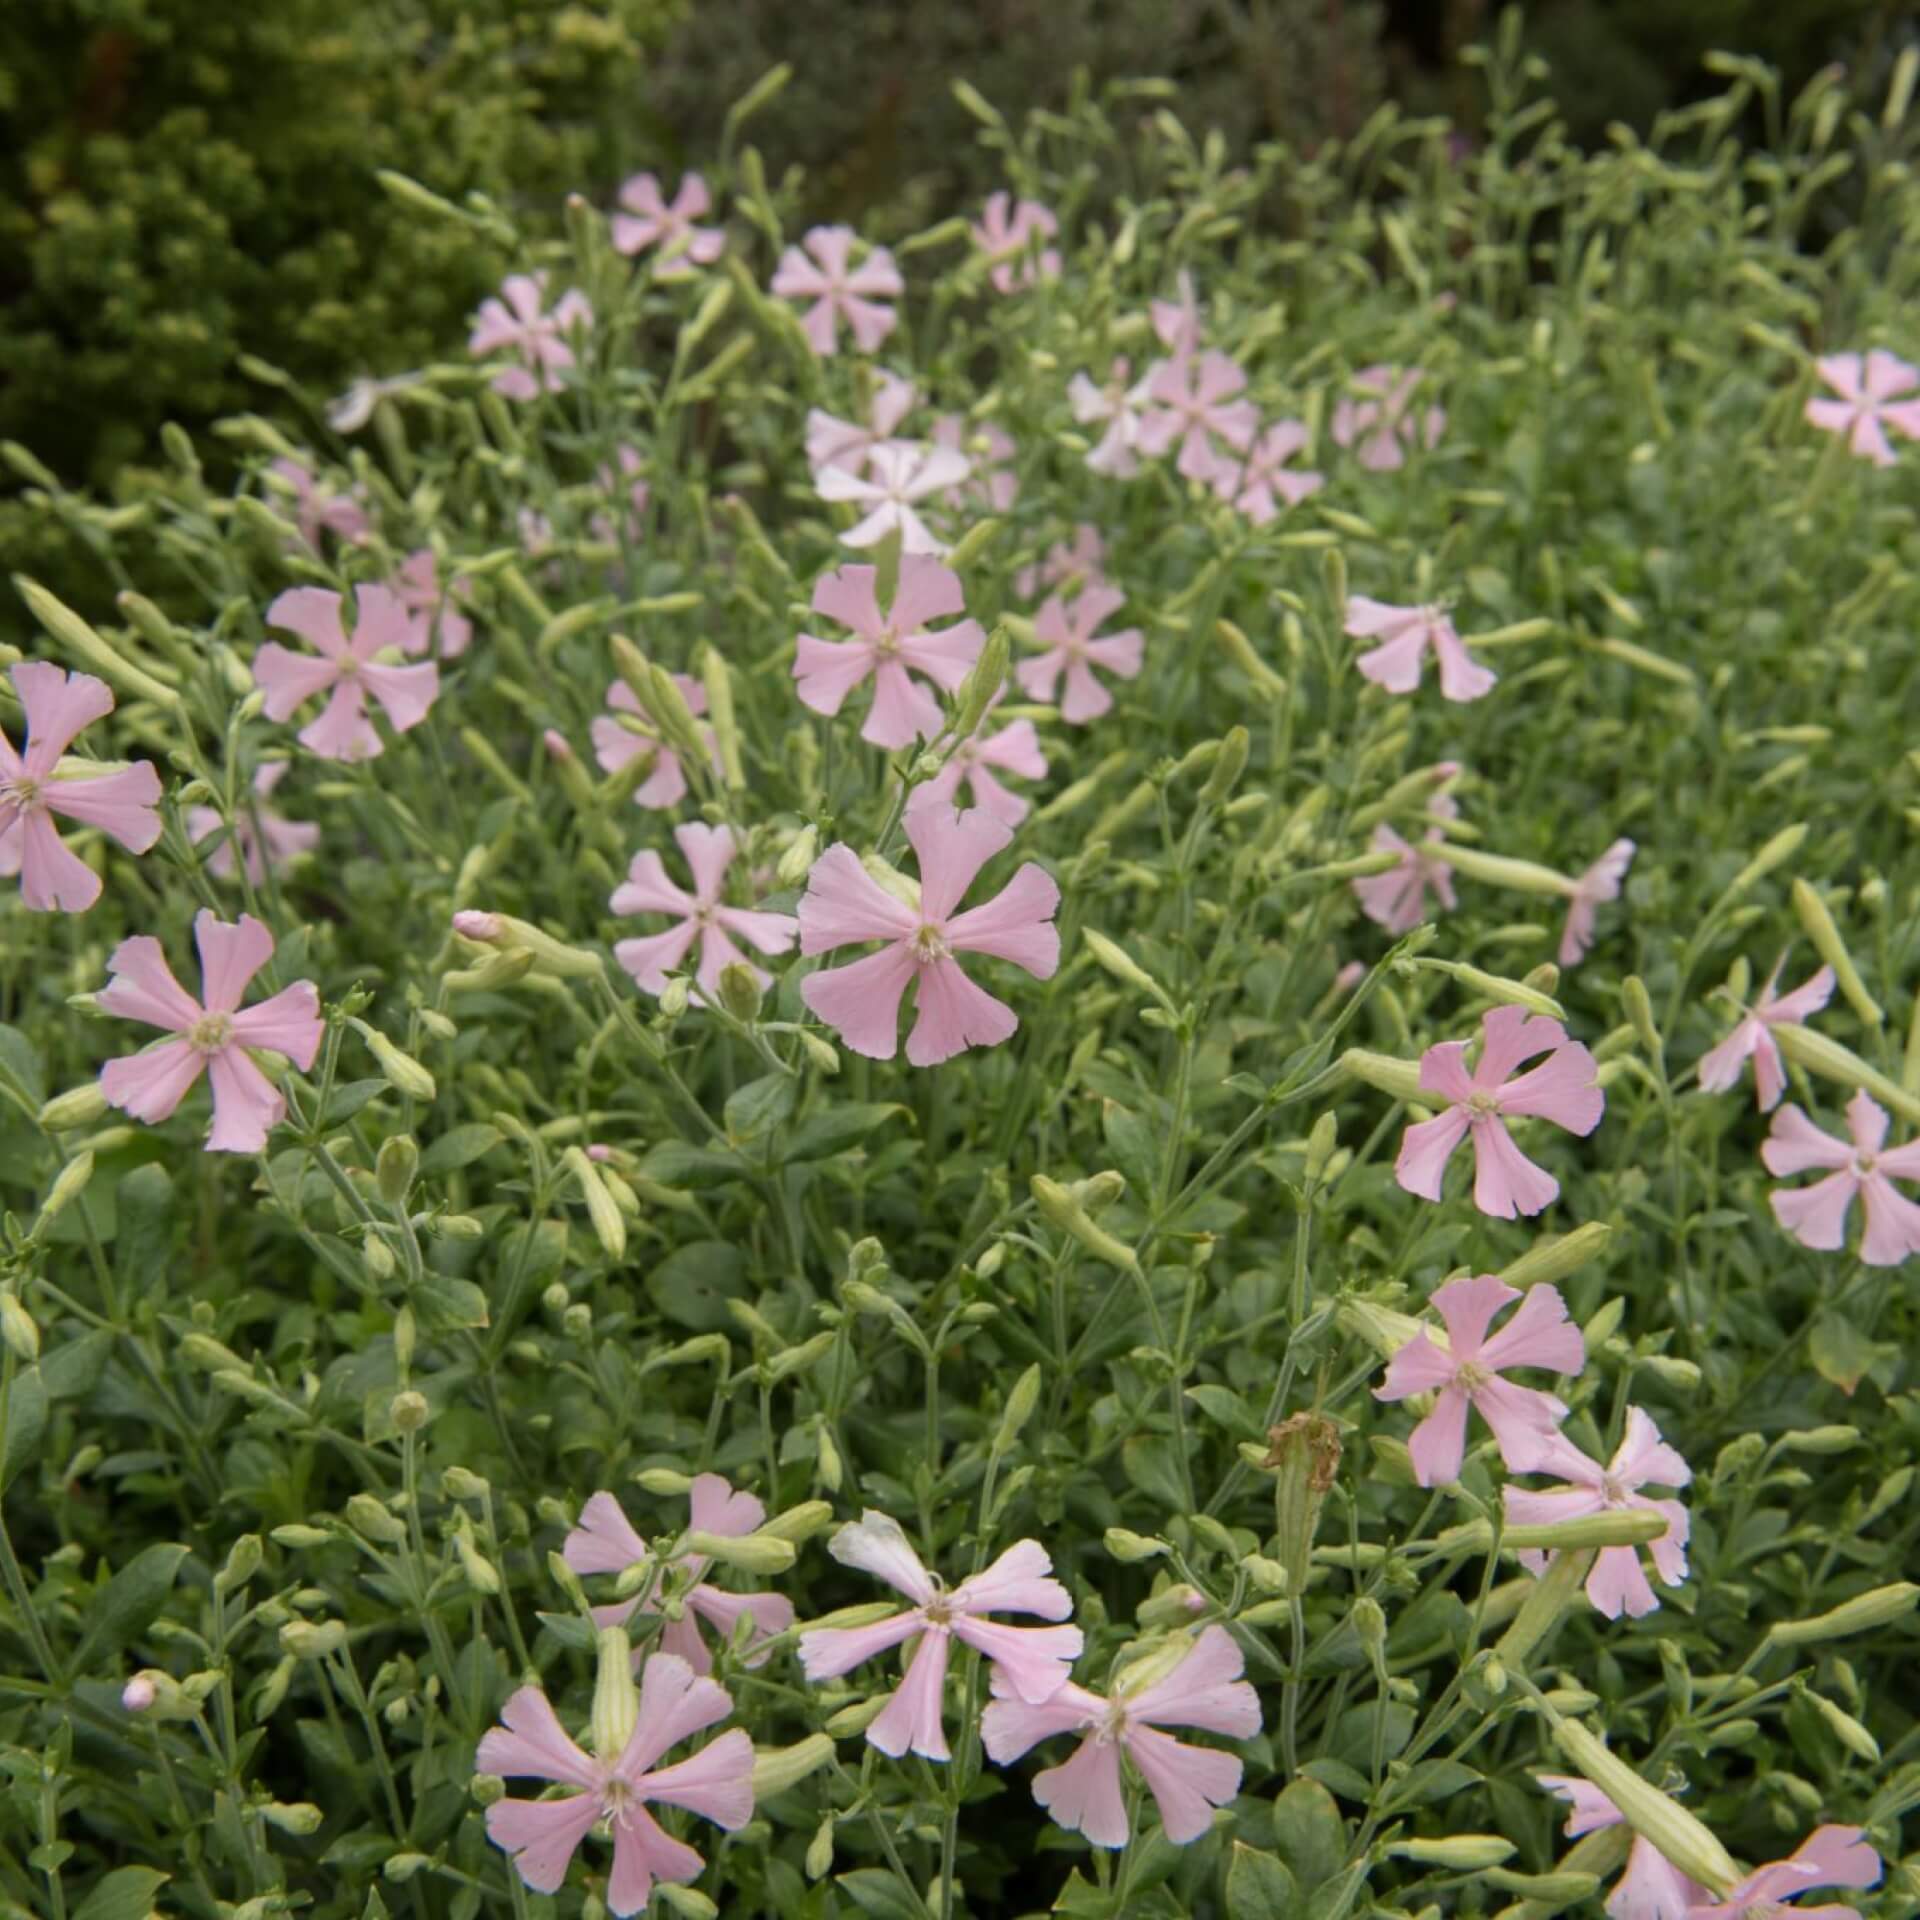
[[1101, 1100, 1159, 1196], [638, 1141, 746, 1189], [1185, 1382, 1263, 1441], [2, 1365, 48, 1492], [723, 1072, 797, 1143], [835, 1868, 925, 1920], [0, 1025, 46, 1113], [1272, 1778, 1348, 1884], [647, 1239, 751, 1332], [1808, 1313, 1899, 1397], [318, 1079, 387, 1128], [781, 1102, 907, 1163], [113, 1165, 174, 1299], [1226, 1843, 1300, 1920], [418, 1124, 504, 1175], [414, 1276, 490, 1330], [72, 1542, 192, 1672], [42, 1329, 112, 1402], [74, 1868, 170, 1920], [1121, 1434, 1188, 1512]]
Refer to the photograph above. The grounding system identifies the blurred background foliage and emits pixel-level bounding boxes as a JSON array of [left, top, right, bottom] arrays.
[[0, 0, 1911, 534]]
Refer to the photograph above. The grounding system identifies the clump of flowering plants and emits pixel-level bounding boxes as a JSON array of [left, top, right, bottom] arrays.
[[3, 25, 1920, 1920]]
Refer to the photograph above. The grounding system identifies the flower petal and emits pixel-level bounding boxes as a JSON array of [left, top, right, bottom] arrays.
[[801, 942, 918, 1058]]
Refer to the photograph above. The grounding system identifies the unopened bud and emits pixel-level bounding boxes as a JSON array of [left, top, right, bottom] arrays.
[[1341, 1048, 1426, 1102], [1031, 1174, 1138, 1272], [390, 1390, 430, 1432], [1390, 1836, 1515, 1869], [279, 1619, 349, 1660], [39, 1151, 95, 1227], [1105, 1528, 1169, 1563], [1779, 1425, 1860, 1455], [1136, 1582, 1208, 1630], [682, 1529, 797, 1574], [658, 1890, 717, 1920], [1431, 843, 1580, 898], [1214, 619, 1288, 699], [1550, 1717, 1739, 1896], [363, 1030, 437, 1103], [1638, 1355, 1702, 1392], [562, 1147, 627, 1262], [806, 1816, 836, 1880], [1080, 928, 1171, 1009], [39, 1084, 109, 1132], [0, 1292, 38, 1363], [1304, 1112, 1339, 1184], [263, 1802, 324, 1836], [750, 1732, 836, 1798], [1200, 726, 1250, 807], [1767, 1582, 1919, 1647], [1804, 1690, 1880, 1763], [659, 975, 691, 1017], [443, 1465, 490, 1501], [1498, 1223, 1611, 1291], [951, 625, 1011, 743], [778, 828, 818, 887], [591, 1626, 639, 1762], [375, 1135, 419, 1208], [456, 912, 604, 982], [347, 1493, 408, 1544], [454, 1513, 502, 1594], [1792, 878, 1881, 1027], [716, 962, 763, 1023]]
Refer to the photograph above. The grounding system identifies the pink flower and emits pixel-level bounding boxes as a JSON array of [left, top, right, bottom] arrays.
[[1537, 1775, 1705, 1920], [518, 506, 555, 557], [563, 1477, 796, 1673], [1395, 1005, 1604, 1218], [266, 457, 370, 550], [1353, 792, 1459, 934], [981, 1624, 1257, 1848], [254, 587, 439, 762], [1763, 1090, 1920, 1268], [1686, 1828, 1880, 1920], [1014, 525, 1106, 602], [392, 550, 475, 658], [797, 1511, 1080, 1760], [98, 911, 323, 1153], [1218, 420, 1324, 523], [816, 441, 969, 555], [1331, 365, 1445, 471], [1505, 1408, 1691, 1618], [1150, 271, 1202, 356], [479, 1652, 754, 1915], [592, 445, 652, 546], [770, 226, 904, 356], [1697, 957, 1834, 1110], [806, 372, 918, 475], [795, 556, 985, 750], [611, 172, 724, 275], [1013, 586, 1144, 725], [911, 706, 1047, 826], [186, 762, 319, 885], [797, 804, 1059, 1067], [1374, 1274, 1583, 1484], [972, 192, 1061, 293], [1136, 351, 1257, 483], [1805, 351, 1920, 466], [468, 272, 593, 401], [1559, 838, 1636, 967], [932, 416, 1018, 512], [0, 663, 163, 913], [1068, 359, 1152, 478], [591, 675, 717, 811], [611, 824, 799, 1000], [1347, 596, 1495, 703]]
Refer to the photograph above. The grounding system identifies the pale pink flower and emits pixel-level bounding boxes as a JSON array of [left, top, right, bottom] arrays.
[[392, 550, 475, 658], [797, 804, 1060, 1067], [468, 272, 593, 401], [266, 456, 370, 550], [186, 762, 319, 885], [479, 1655, 754, 1915], [795, 557, 985, 750], [972, 192, 1061, 293], [797, 1511, 1080, 1760], [1697, 957, 1834, 1110], [1374, 1274, 1583, 1484], [1686, 1828, 1880, 1920], [611, 823, 799, 999], [1334, 959, 1366, 995], [1013, 586, 1144, 725], [518, 506, 555, 556], [1215, 420, 1323, 523], [817, 440, 969, 555], [1136, 351, 1257, 483], [592, 445, 652, 546], [770, 226, 904, 356], [1353, 791, 1459, 933], [591, 676, 717, 811], [611, 172, 724, 276], [1150, 271, 1202, 356], [1331, 365, 1445, 471], [1805, 351, 1920, 466], [911, 707, 1047, 826], [1014, 525, 1107, 602], [981, 1624, 1257, 1848], [325, 372, 421, 434], [1537, 1775, 1704, 1920], [1068, 358, 1153, 478], [121, 1676, 157, 1714], [563, 1477, 796, 1673], [1395, 1005, 1604, 1218], [98, 911, 323, 1154], [1763, 1090, 1920, 1267], [932, 416, 1018, 512], [806, 372, 918, 476], [0, 663, 163, 913], [254, 586, 439, 762], [1505, 1408, 1691, 1618], [1559, 838, 1635, 967], [1347, 596, 1495, 703]]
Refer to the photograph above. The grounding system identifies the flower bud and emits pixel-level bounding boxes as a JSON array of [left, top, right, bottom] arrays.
[[682, 1529, 797, 1574], [1638, 1355, 1702, 1392], [1080, 929, 1173, 1010], [778, 828, 818, 887], [1430, 843, 1580, 898], [1498, 1223, 1611, 1292], [1767, 1582, 1919, 1647], [1104, 1528, 1169, 1563], [38, 1151, 95, 1228], [659, 976, 691, 1017], [562, 1147, 627, 1262], [1340, 1048, 1426, 1103], [0, 1292, 39, 1364], [455, 1513, 502, 1595], [1771, 1025, 1920, 1123], [436, 1213, 487, 1240], [262, 1802, 324, 1836], [375, 1135, 419, 1209], [363, 1030, 438, 1103], [1778, 1425, 1860, 1455], [1136, 1582, 1208, 1630], [659, 1890, 717, 1920], [279, 1619, 348, 1660], [1792, 878, 1881, 1027], [1549, 1717, 1738, 1896], [717, 962, 763, 1023], [39, 1084, 109, 1132], [390, 1390, 430, 1433], [347, 1493, 408, 1544], [750, 1732, 836, 1798], [634, 1467, 695, 1496], [1263, 1413, 1342, 1595], [591, 1626, 638, 1762], [442, 1465, 489, 1502], [950, 624, 1011, 743], [824, 1695, 889, 1736], [799, 1031, 841, 1075], [1622, 976, 1661, 1058], [1390, 1836, 1515, 1869], [806, 1816, 836, 1880], [363, 1236, 397, 1283], [1304, 1112, 1339, 1185], [1200, 725, 1250, 807], [1804, 1689, 1879, 1762], [1031, 1174, 1138, 1272], [456, 912, 605, 981], [384, 1854, 431, 1883], [1214, 619, 1288, 699], [699, 648, 745, 791], [1416, 957, 1565, 1020]]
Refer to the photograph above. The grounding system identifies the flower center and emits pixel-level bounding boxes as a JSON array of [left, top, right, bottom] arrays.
[[922, 1595, 955, 1626], [911, 923, 950, 965], [1853, 1151, 1877, 1176], [1600, 1472, 1627, 1505], [1, 774, 43, 817], [187, 1012, 234, 1053], [1095, 1700, 1130, 1745], [1466, 1089, 1501, 1117], [1454, 1360, 1491, 1393], [874, 625, 902, 659]]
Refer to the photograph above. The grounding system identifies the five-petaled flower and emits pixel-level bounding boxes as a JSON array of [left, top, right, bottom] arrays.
[[1697, 957, 1833, 1110], [933, 416, 1019, 512], [1395, 1005, 1604, 1218], [817, 441, 970, 555], [1347, 596, 1495, 703], [770, 225, 904, 356], [1136, 351, 1257, 483], [1537, 1775, 1705, 1920], [266, 457, 370, 551], [1505, 1407, 1692, 1618], [479, 1636, 754, 1917], [393, 549, 475, 658], [1068, 359, 1153, 478], [1014, 524, 1107, 602], [1559, 838, 1636, 967], [0, 663, 163, 913], [254, 587, 440, 763], [1762, 1090, 1920, 1268], [186, 762, 319, 886], [1149, 270, 1202, 356], [797, 804, 1060, 1068], [563, 1477, 795, 1675], [972, 193, 1061, 293], [1214, 420, 1324, 523], [1331, 365, 1445, 471], [611, 172, 725, 276], [611, 823, 799, 1001], [468, 272, 593, 401], [98, 910, 323, 1154], [1684, 1826, 1880, 1920], [795, 557, 985, 749], [910, 701, 1048, 827], [1804, 351, 1920, 466], [591, 674, 717, 811], [980, 1624, 1259, 1848], [1013, 586, 1144, 725], [1353, 788, 1459, 934], [806, 372, 918, 475], [797, 1511, 1081, 1760], [1373, 1274, 1584, 1485]]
